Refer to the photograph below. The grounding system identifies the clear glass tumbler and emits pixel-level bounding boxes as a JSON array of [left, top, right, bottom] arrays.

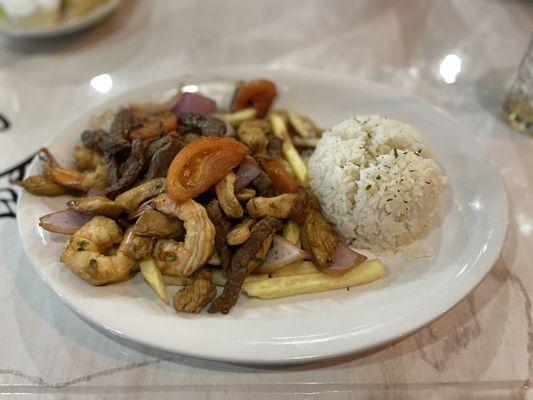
[[504, 35, 533, 135]]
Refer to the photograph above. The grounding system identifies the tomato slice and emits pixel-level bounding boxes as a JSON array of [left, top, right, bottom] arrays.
[[130, 115, 177, 140], [167, 137, 249, 203], [230, 79, 277, 118], [259, 155, 301, 194]]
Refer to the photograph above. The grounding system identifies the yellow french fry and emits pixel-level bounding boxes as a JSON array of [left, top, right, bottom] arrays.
[[282, 221, 301, 247], [223, 108, 257, 127], [140, 258, 169, 303], [269, 112, 308, 184], [242, 259, 384, 299], [286, 108, 311, 138], [162, 270, 226, 287]]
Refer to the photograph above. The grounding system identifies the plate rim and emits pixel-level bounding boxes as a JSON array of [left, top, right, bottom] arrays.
[[0, 0, 120, 38], [16, 66, 509, 364]]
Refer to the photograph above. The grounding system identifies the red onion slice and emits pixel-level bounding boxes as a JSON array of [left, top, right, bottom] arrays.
[[255, 235, 308, 274], [39, 209, 91, 235], [325, 242, 367, 276], [234, 156, 261, 192], [172, 92, 217, 114]]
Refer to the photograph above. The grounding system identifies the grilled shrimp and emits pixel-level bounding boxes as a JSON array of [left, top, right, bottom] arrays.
[[39, 148, 108, 192], [60, 216, 135, 285], [152, 194, 215, 277]]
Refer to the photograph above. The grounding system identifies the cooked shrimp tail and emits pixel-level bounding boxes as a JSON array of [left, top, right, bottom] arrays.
[[60, 216, 136, 285]]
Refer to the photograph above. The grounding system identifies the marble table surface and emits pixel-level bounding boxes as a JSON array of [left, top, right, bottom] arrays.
[[0, 0, 532, 398]]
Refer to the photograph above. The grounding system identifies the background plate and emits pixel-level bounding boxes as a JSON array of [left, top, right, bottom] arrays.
[[17, 67, 508, 364], [0, 0, 120, 38]]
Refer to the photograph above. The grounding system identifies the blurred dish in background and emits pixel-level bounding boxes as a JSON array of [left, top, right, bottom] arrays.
[[0, 0, 120, 38]]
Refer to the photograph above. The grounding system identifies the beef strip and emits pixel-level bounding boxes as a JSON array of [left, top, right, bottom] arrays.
[[110, 108, 137, 137], [205, 199, 232, 271], [143, 132, 184, 181], [177, 113, 227, 136], [81, 129, 104, 151], [208, 216, 282, 314], [266, 134, 283, 157], [251, 170, 275, 197], [104, 139, 146, 199]]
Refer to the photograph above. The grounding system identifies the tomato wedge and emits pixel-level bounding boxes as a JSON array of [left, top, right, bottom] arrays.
[[130, 115, 177, 140], [259, 155, 301, 194], [230, 79, 277, 118], [167, 137, 249, 203]]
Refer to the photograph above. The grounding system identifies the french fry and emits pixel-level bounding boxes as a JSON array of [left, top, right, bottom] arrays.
[[162, 275, 189, 286], [223, 108, 257, 127], [282, 220, 301, 247], [140, 258, 169, 303], [269, 112, 308, 184], [242, 259, 384, 299], [286, 108, 311, 138], [162, 270, 227, 287], [271, 261, 318, 277]]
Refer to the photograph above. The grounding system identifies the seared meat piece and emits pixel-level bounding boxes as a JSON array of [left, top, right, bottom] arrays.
[[143, 132, 183, 181], [104, 139, 146, 198], [110, 108, 137, 137], [177, 113, 227, 137], [205, 199, 232, 271], [208, 217, 282, 314], [106, 156, 120, 186], [174, 270, 216, 314], [266, 134, 283, 157], [81, 129, 104, 151], [102, 133, 131, 160], [251, 170, 275, 197]]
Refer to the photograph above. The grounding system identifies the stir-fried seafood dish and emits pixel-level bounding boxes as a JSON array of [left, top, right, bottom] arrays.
[[17, 79, 445, 314]]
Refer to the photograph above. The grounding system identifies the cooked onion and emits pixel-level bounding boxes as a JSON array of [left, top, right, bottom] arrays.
[[172, 92, 217, 114], [39, 209, 91, 235], [234, 157, 261, 191], [326, 242, 367, 276], [255, 235, 308, 274]]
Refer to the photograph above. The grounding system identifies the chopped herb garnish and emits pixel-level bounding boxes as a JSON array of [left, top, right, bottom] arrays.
[[346, 287, 350, 291], [403, 200, 408, 204], [365, 184, 372, 190], [409, 170, 416, 172], [77, 240, 88, 251], [425, 181, 431, 184], [387, 198, 393, 202], [376, 175, 381, 180], [394, 148, 398, 158], [165, 255, 177, 262]]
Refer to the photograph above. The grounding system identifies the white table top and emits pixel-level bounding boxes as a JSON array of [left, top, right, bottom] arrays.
[[0, 1, 532, 398]]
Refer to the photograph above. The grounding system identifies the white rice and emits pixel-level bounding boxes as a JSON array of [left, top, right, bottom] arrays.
[[308, 115, 445, 252]]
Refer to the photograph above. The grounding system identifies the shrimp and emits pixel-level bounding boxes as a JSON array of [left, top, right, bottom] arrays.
[[152, 194, 215, 277], [39, 148, 108, 192], [60, 216, 136, 285]]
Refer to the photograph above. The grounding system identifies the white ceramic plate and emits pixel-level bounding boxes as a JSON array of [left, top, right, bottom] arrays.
[[17, 67, 508, 364], [0, 0, 120, 38]]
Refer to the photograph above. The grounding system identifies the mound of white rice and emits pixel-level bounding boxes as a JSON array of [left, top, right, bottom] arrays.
[[308, 115, 445, 251]]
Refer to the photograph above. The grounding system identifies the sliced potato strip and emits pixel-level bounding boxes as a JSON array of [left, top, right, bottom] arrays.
[[140, 258, 169, 303], [163, 270, 226, 286], [223, 108, 257, 127], [286, 108, 311, 138], [242, 259, 384, 299], [282, 220, 301, 247], [269, 112, 308, 184]]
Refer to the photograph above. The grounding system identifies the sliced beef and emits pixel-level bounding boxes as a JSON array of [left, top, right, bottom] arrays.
[[104, 139, 146, 199], [143, 132, 183, 181], [110, 108, 137, 137], [205, 199, 232, 271], [251, 170, 275, 197], [177, 113, 227, 137], [81, 129, 104, 151], [208, 216, 282, 314]]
